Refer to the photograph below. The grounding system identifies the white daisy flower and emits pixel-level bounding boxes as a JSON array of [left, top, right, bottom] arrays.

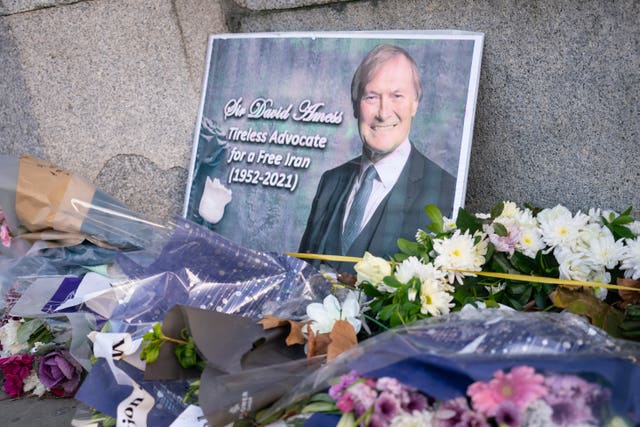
[[537, 205, 589, 250], [433, 230, 488, 284], [420, 278, 454, 317]]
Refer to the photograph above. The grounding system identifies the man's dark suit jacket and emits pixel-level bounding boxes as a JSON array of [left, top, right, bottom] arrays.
[[298, 145, 456, 272]]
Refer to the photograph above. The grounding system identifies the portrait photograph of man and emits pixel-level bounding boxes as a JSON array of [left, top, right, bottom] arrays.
[[298, 44, 458, 272], [184, 33, 482, 260]]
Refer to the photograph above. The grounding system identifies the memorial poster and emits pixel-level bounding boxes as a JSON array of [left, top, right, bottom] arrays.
[[183, 31, 484, 254]]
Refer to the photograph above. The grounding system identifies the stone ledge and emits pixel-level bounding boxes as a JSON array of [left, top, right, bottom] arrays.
[[230, 0, 353, 11], [0, 0, 82, 16]]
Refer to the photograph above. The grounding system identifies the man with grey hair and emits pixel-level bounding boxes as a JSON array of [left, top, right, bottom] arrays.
[[299, 44, 456, 272]]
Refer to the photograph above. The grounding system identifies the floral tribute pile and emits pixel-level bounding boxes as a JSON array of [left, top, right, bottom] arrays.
[[0, 155, 640, 427], [316, 366, 625, 427], [347, 202, 640, 338]]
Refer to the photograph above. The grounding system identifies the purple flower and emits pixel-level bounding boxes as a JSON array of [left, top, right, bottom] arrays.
[[495, 400, 523, 427], [349, 382, 378, 417], [368, 413, 388, 427], [329, 370, 361, 399], [374, 391, 401, 422], [405, 390, 430, 413], [543, 374, 608, 425], [434, 397, 490, 427], [376, 376, 404, 396], [37, 350, 83, 396]]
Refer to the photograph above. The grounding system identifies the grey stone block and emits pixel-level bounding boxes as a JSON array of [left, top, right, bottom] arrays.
[[228, 0, 353, 11], [94, 154, 188, 224], [0, 18, 45, 158]]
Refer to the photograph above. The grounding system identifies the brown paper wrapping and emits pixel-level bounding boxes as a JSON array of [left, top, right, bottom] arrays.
[[15, 155, 96, 244]]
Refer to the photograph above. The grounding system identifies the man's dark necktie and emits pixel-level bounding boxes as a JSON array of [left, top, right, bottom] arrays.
[[342, 165, 377, 253]]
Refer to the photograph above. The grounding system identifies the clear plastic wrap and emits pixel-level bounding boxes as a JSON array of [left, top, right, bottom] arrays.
[[260, 309, 640, 424]]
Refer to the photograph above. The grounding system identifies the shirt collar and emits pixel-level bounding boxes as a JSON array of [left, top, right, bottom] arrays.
[[361, 139, 411, 188]]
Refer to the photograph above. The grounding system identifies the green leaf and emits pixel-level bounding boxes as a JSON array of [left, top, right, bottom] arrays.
[[492, 222, 508, 237], [362, 282, 384, 298], [301, 402, 338, 413], [611, 224, 635, 239], [397, 238, 421, 256], [424, 204, 444, 233], [455, 208, 482, 234], [509, 251, 536, 275], [382, 275, 402, 289], [490, 202, 505, 219]]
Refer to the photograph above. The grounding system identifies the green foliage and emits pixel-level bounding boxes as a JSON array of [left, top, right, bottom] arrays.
[[17, 319, 54, 346], [424, 204, 444, 234], [175, 331, 205, 370], [363, 277, 425, 328], [140, 323, 164, 364], [601, 207, 635, 240], [455, 208, 483, 234], [140, 323, 204, 371]]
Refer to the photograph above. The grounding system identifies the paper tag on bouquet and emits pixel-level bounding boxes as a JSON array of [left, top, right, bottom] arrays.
[[116, 381, 155, 427], [91, 332, 155, 427], [169, 405, 209, 427]]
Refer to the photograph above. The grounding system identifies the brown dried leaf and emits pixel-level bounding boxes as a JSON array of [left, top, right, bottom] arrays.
[[327, 320, 357, 361], [617, 278, 640, 307], [258, 315, 308, 346], [257, 315, 289, 330], [337, 272, 357, 286], [551, 286, 624, 337], [306, 324, 331, 358], [285, 320, 308, 346]]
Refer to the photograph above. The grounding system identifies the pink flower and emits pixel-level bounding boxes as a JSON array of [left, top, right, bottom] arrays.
[[0, 222, 11, 247], [329, 370, 361, 399], [487, 223, 521, 256], [0, 353, 35, 397], [336, 392, 355, 413], [349, 381, 378, 417], [467, 366, 547, 417]]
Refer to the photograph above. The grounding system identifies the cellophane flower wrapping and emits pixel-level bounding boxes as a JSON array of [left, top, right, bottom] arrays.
[[261, 308, 640, 426]]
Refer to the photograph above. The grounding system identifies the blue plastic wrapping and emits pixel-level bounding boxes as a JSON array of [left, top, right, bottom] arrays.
[[259, 309, 640, 425]]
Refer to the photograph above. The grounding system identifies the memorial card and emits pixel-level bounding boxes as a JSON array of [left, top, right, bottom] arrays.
[[183, 31, 484, 259]]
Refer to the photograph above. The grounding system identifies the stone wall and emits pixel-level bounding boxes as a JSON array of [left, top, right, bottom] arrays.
[[1, 0, 638, 225]]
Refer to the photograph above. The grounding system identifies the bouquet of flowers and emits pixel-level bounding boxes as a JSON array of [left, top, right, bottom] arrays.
[[315, 367, 631, 427], [0, 318, 83, 398], [350, 202, 640, 338]]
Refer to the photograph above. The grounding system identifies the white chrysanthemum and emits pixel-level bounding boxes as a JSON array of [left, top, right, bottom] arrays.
[[498, 201, 521, 219], [555, 247, 592, 282], [306, 291, 361, 335], [395, 257, 448, 287], [0, 320, 28, 357], [516, 225, 545, 258], [621, 238, 640, 280], [442, 216, 457, 232], [23, 371, 47, 397], [579, 227, 625, 270], [537, 205, 589, 250], [390, 410, 434, 427], [514, 207, 539, 229], [433, 230, 487, 284], [395, 256, 428, 283], [628, 221, 640, 237], [521, 400, 554, 427], [420, 278, 454, 317]]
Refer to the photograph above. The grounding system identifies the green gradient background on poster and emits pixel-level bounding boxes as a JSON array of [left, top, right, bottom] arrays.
[[186, 34, 476, 253]]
